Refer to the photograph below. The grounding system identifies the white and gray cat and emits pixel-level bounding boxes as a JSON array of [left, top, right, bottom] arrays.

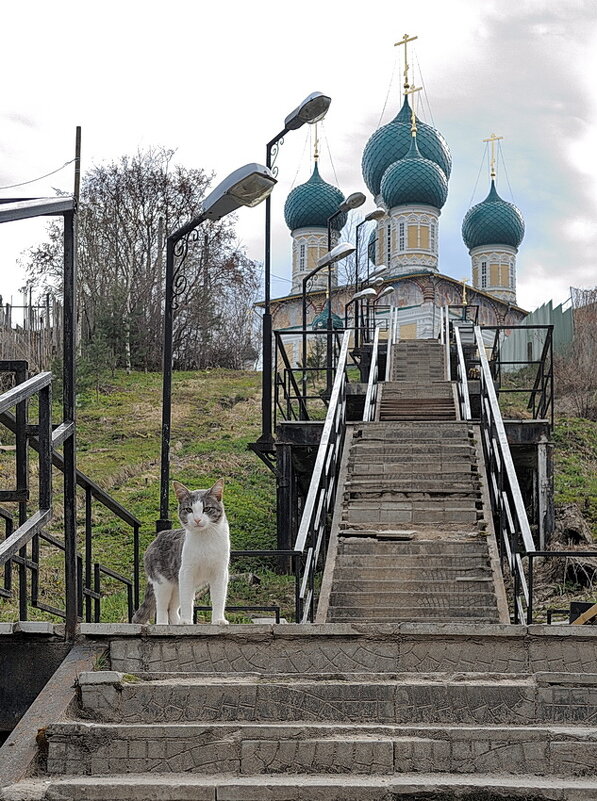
[[133, 479, 230, 625]]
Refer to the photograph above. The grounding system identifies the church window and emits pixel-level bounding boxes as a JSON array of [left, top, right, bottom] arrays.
[[481, 261, 487, 288], [399, 222, 405, 251], [387, 224, 392, 257], [299, 244, 306, 271], [509, 264, 515, 288], [430, 222, 436, 252]]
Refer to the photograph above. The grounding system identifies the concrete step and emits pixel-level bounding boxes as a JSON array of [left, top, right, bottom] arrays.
[[333, 567, 493, 582], [333, 578, 494, 593], [328, 592, 498, 609], [78, 670, 597, 727], [328, 607, 501, 622], [45, 721, 597, 777], [98, 624, 597, 677], [79, 671, 538, 726], [335, 554, 489, 567], [345, 489, 481, 501], [343, 509, 481, 525], [338, 539, 488, 555], [18, 773, 597, 801]]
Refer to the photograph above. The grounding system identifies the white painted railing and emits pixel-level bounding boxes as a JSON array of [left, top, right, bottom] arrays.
[[363, 325, 381, 422]]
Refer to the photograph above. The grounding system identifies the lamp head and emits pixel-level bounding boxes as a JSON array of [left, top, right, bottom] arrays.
[[376, 286, 394, 300], [317, 241, 355, 269], [365, 208, 386, 222], [371, 264, 388, 277], [353, 288, 377, 300], [285, 92, 332, 130], [338, 192, 366, 213], [369, 277, 384, 287], [203, 163, 276, 220]]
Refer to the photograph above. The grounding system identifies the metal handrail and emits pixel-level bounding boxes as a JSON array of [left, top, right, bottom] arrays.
[[294, 330, 351, 622], [475, 325, 534, 622], [453, 325, 471, 420], [443, 307, 451, 379], [363, 326, 381, 422]]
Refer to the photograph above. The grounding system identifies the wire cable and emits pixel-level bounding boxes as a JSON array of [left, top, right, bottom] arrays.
[[289, 128, 310, 191], [497, 142, 516, 203], [469, 143, 489, 208], [376, 50, 398, 129], [0, 158, 76, 191], [320, 121, 340, 189], [414, 48, 436, 128]]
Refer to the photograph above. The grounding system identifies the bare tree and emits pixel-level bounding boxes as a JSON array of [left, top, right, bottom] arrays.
[[555, 287, 597, 420], [23, 148, 260, 373]]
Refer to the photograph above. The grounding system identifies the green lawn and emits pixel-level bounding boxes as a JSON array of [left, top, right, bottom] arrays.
[[0, 369, 299, 624]]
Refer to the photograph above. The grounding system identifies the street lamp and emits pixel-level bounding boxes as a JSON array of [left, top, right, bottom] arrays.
[[157, 163, 276, 532], [258, 92, 331, 452], [301, 242, 355, 403], [355, 208, 385, 288]]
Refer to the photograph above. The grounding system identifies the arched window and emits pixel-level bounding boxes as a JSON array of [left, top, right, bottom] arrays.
[[481, 261, 487, 288], [299, 244, 306, 271], [387, 224, 392, 258], [399, 222, 405, 251]]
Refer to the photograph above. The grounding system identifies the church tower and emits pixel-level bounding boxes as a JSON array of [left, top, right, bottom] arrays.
[[462, 135, 525, 304], [283, 137, 346, 294], [361, 35, 451, 276]]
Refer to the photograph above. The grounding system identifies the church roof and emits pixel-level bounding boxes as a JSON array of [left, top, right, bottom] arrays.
[[283, 163, 346, 232], [380, 135, 448, 210], [462, 180, 525, 251], [311, 307, 343, 329], [361, 96, 452, 197]]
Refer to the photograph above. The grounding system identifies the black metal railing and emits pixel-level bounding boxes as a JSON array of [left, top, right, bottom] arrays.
[[474, 326, 535, 622], [363, 325, 381, 422], [0, 362, 141, 632], [293, 330, 351, 622]]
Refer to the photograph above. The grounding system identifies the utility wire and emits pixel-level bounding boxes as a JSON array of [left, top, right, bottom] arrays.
[[469, 143, 489, 208], [0, 158, 76, 191], [497, 142, 516, 204], [376, 51, 398, 129], [414, 49, 436, 129], [320, 121, 340, 190], [289, 128, 310, 191]]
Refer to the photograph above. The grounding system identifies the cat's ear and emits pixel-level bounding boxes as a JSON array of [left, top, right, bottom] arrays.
[[209, 478, 224, 501], [172, 480, 190, 501]]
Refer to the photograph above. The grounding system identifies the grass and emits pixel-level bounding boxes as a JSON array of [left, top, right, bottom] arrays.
[[553, 416, 597, 538], [0, 368, 300, 624]]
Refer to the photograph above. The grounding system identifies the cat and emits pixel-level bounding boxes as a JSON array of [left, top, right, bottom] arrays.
[[132, 479, 230, 625]]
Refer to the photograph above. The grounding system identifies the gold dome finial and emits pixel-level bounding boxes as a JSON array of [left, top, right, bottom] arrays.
[[405, 84, 422, 135], [394, 33, 418, 93], [483, 133, 504, 180]]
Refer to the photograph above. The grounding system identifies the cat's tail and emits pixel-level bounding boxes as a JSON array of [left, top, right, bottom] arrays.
[[132, 583, 155, 624]]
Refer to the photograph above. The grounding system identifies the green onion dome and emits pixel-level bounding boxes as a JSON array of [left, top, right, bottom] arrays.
[[361, 96, 452, 197], [462, 181, 525, 250], [380, 135, 448, 210], [312, 307, 343, 330], [284, 163, 346, 232]]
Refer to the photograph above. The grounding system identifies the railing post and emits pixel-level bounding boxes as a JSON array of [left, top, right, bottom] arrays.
[[527, 555, 534, 624]]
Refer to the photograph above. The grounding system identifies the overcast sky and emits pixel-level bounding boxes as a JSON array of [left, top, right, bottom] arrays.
[[1, 0, 596, 314]]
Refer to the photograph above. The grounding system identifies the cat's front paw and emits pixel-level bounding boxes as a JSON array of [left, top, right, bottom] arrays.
[[211, 618, 229, 626], [179, 617, 193, 625]]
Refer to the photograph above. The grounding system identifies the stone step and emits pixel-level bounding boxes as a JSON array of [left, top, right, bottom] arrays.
[[19, 773, 597, 801], [79, 670, 567, 726], [333, 567, 493, 582], [349, 467, 478, 479], [45, 721, 597, 777], [329, 592, 497, 609], [333, 578, 494, 593], [328, 607, 501, 622], [350, 442, 475, 453], [343, 509, 481, 525], [100, 624, 597, 676], [345, 489, 481, 500], [336, 554, 489, 567], [339, 539, 488, 555]]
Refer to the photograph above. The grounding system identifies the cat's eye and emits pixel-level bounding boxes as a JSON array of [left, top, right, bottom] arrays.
[[204, 506, 215, 513], [183, 506, 192, 513]]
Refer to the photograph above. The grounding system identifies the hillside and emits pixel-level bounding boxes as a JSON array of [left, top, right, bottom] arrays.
[[0, 369, 298, 623]]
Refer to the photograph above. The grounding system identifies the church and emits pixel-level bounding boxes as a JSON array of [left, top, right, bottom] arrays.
[[267, 40, 528, 361]]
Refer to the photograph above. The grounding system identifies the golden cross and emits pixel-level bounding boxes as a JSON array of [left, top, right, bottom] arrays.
[[483, 133, 504, 179], [405, 85, 422, 134], [394, 34, 418, 91]]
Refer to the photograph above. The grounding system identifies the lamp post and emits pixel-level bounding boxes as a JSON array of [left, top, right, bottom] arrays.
[[324, 192, 365, 395], [257, 92, 331, 452], [354, 209, 385, 347], [301, 242, 355, 405], [157, 164, 277, 532]]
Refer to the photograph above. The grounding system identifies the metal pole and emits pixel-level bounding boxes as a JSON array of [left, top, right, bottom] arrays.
[[326, 219, 333, 397], [157, 236, 176, 531], [63, 209, 78, 637]]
